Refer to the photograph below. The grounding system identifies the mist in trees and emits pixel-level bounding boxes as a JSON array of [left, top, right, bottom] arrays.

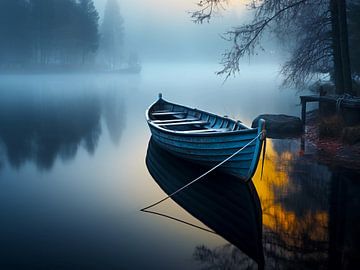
[[96, 0, 141, 72], [0, 0, 140, 72], [0, 0, 31, 66], [98, 0, 124, 70], [192, 0, 360, 96], [0, 0, 100, 69], [78, 0, 100, 64]]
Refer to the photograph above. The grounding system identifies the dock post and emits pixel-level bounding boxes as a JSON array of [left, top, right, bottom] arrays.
[[301, 97, 306, 129]]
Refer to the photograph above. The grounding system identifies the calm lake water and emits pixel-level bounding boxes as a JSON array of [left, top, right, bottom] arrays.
[[0, 64, 359, 269]]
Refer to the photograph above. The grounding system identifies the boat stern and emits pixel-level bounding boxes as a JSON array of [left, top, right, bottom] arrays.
[[245, 118, 266, 181]]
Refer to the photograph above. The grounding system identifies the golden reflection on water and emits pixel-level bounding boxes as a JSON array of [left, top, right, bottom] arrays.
[[141, 135, 331, 267], [252, 140, 328, 263]]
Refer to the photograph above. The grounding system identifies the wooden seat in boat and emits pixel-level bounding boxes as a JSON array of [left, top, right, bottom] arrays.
[[159, 120, 208, 127], [151, 111, 186, 116], [152, 117, 198, 124], [152, 110, 172, 113], [181, 128, 230, 134]]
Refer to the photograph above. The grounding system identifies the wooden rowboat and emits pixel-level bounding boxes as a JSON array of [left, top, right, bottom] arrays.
[[146, 94, 266, 181]]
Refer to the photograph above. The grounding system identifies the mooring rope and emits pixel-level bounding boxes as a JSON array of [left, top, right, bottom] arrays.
[[141, 209, 217, 234], [336, 96, 345, 112], [336, 93, 355, 112], [260, 137, 266, 180], [140, 131, 266, 212]]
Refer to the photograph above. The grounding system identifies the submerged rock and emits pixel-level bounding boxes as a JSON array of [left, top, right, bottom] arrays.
[[252, 114, 303, 138]]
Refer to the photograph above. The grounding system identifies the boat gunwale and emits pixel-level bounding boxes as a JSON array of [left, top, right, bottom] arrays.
[[146, 97, 257, 137]]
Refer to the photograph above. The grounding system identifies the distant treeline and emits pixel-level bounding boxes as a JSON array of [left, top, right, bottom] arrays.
[[0, 0, 99, 68]]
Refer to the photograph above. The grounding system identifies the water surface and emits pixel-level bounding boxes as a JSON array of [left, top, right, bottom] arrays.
[[0, 64, 358, 269]]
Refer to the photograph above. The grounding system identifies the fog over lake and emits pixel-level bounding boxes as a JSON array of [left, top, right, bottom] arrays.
[[0, 0, 359, 269]]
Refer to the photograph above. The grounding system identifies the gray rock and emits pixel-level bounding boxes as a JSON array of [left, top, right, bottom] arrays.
[[252, 114, 303, 138]]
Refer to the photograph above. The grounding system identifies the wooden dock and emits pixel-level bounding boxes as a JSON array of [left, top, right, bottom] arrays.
[[300, 95, 360, 125]]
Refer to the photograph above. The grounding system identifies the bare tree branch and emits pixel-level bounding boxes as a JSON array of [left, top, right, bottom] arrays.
[[192, 0, 334, 87], [191, 0, 228, 23]]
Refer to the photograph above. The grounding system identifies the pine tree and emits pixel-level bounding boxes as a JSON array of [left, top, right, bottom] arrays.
[[99, 0, 124, 70], [0, 0, 31, 67], [77, 0, 100, 64]]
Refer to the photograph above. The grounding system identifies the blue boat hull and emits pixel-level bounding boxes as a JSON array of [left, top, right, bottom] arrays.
[[146, 95, 265, 181]]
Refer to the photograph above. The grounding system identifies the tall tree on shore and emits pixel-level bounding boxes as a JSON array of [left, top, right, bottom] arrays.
[[99, 0, 124, 70], [348, 0, 360, 77], [77, 0, 100, 64], [0, 0, 31, 66], [332, 0, 353, 94], [0, 0, 100, 68], [192, 0, 356, 96]]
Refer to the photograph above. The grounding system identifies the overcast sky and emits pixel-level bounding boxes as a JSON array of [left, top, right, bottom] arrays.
[[93, 0, 249, 62]]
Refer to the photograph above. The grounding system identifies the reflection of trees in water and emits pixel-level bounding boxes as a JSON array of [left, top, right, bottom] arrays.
[[263, 218, 328, 269], [328, 170, 360, 269], [145, 134, 358, 269], [0, 95, 101, 170], [103, 91, 125, 145], [256, 138, 360, 269], [193, 244, 256, 270], [145, 136, 360, 269], [148, 136, 351, 270], [0, 77, 127, 171], [271, 139, 331, 217], [150, 138, 327, 270]]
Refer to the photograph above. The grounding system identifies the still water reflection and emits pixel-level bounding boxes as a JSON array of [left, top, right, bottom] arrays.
[[146, 138, 264, 269], [252, 139, 360, 269], [0, 76, 125, 171], [0, 65, 359, 269]]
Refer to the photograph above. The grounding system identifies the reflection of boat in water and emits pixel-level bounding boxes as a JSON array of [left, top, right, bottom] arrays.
[[145, 138, 265, 268], [146, 94, 266, 181]]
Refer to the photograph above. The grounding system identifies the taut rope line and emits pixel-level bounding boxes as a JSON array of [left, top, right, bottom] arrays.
[[141, 209, 216, 234], [141, 131, 265, 212]]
